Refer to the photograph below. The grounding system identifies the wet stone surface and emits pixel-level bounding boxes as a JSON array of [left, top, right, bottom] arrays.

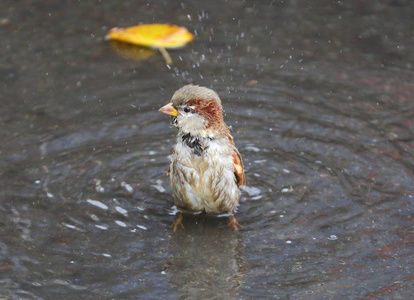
[[0, 1, 413, 299]]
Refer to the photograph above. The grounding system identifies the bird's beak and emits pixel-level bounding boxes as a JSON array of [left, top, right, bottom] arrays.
[[158, 103, 178, 116]]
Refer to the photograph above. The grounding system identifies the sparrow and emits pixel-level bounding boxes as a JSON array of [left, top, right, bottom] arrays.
[[158, 84, 245, 231]]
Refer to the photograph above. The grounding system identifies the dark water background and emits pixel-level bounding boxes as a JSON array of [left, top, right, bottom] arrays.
[[1, 1, 413, 299]]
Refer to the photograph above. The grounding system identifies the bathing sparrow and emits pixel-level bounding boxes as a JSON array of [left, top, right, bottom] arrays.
[[158, 85, 245, 231]]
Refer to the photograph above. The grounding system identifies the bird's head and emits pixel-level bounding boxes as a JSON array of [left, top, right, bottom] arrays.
[[158, 85, 225, 137]]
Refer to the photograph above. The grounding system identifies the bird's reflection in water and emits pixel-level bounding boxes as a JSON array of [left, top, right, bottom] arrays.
[[165, 214, 245, 299]]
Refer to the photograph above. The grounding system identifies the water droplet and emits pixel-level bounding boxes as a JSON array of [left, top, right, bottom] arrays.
[[243, 186, 261, 196], [95, 225, 108, 230], [137, 225, 147, 230], [152, 180, 166, 193], [115, 220, 127, 227], [87, 199, 108, 210], [115, 206, 128, 216], [121, 182, 133, 193], [244, 145, 260, 152], [328, 234, 338, 240]]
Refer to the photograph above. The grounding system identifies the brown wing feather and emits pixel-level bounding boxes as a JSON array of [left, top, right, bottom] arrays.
[[232, 150, 245, 186], [166, 162, 171, 176], [225, 131, 245, 187]]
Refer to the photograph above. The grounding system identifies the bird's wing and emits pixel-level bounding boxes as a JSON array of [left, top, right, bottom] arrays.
[[232, 149, 245, 187], [225, 130, 245, 187]]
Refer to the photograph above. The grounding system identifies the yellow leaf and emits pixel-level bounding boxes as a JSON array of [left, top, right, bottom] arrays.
[[106, 24, 194, 49]]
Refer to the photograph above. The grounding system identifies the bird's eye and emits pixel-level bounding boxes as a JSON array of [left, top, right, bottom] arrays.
[[183, 106, 192, 113]]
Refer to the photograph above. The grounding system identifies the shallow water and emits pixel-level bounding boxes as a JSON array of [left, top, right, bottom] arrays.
[[1, 1, 413, 299]]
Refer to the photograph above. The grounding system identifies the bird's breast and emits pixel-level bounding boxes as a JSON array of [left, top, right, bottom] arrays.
[[170, 139, 239, 213]]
